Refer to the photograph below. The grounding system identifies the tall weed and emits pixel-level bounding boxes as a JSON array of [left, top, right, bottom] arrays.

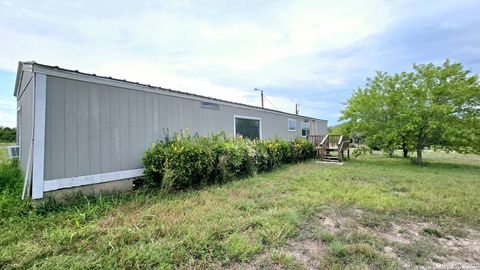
[[0, 160, 29, 218]]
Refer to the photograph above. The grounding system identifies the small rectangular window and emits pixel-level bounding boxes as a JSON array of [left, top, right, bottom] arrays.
[[301, 121, 311, 137], [288, 119, 296, 131]]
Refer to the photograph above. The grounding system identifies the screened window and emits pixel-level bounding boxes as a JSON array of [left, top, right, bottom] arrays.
[[301, 122, 311, 137], [288, 119, 296, 131], [235, 117, 260, 140]]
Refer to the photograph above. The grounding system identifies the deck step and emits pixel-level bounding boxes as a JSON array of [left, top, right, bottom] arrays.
[[323, 157, 340, 162], [316, 160, 344, 165]]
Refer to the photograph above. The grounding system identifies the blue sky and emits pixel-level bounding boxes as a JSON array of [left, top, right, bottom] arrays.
[[1, 0, 479, 127]]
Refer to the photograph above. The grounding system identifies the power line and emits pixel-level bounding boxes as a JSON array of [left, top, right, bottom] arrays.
[[264, 96, 279, 110]]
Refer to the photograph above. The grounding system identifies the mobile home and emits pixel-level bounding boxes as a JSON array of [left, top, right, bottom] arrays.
[[14, 62, 327, 199]]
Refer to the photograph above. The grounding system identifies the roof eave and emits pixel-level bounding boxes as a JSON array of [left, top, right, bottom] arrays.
[[25, 62, 328, 122], [13, 62, 23, 97], [13, 61, 36, 97]]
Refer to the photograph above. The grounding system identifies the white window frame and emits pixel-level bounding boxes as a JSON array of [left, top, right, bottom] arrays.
[[301, 121, 311, 137], [233, 115, 262, 139], [287, 118, 296, 132]]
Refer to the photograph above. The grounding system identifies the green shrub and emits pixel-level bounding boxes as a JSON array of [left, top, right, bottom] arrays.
[[291, 138, 315, 161], [275, 138, 294, 163], [162, 135, 216, 191], [253, 140, 282, 171], [211, 135, 255, 183], [143, 142, 169, 186], [143, 132, 315, 192], [351, 145, 371, 158]]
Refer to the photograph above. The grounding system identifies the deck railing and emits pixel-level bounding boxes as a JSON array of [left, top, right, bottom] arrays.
[[307, 134, 350, 161], [306, 135, 327, 144]]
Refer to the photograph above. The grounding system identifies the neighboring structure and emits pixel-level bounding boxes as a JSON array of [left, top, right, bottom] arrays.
[[14, 61, 328, 199]]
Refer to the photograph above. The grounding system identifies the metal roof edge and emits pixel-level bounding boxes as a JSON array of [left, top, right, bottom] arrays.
[[14, 61, 36, 97], [13, 62, 23, 97], [28, 62, 327, 122]]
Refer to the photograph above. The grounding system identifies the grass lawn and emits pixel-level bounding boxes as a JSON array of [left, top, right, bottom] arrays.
[[1, 151, 479, 269]]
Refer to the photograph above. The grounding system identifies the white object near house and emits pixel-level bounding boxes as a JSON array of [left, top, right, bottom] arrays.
[[6, 146, 20, 159], [14, 61, 328, 199]]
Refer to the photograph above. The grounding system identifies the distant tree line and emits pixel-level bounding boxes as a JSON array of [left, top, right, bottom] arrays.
[[340, 59, 480, 164], [0, 127, 16, 143]]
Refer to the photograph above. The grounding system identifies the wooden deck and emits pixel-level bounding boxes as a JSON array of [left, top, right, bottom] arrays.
[[307, 135, 350, 162]]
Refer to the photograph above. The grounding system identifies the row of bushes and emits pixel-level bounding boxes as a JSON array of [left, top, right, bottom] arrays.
[[143, 132, 315, 191]]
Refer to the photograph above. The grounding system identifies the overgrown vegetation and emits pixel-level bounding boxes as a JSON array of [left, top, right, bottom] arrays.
[[143, 132, 315, 191], [0, 151, 478, 268], [351, 145, 371, 158], [0, 160, 28, 218]]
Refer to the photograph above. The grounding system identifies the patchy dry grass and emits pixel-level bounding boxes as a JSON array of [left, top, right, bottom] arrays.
[[1, 151, 479, 269], [233, 205, 480, 269]]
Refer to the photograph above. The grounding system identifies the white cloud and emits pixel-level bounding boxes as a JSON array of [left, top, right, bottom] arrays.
[[0, 0, 434, 124], [0, 98, 17, 127], [0, 111, 16, 128]]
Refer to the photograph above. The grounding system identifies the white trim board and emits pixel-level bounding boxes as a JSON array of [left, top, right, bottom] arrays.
[[43, 168, 144, 192], [32, 73, 46, 199]]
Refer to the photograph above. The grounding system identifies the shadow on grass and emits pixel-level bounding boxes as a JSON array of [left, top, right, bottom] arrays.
[[416, 161, 480, 172], [348, 155, 480, 174]]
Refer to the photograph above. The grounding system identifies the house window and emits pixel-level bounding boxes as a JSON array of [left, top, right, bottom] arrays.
[[234, 116, 261, 140], [301, 121, 311, 137], [288, 119, 296, 131]]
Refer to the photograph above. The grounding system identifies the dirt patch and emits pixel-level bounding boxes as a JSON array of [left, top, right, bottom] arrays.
[[228, 252, 273, 270], [318, 207, 362, 232], [430, 228, 480, 269], [285, 239, 325, 269], [231, 206, 480, 269], [333, 207, 480, 268]]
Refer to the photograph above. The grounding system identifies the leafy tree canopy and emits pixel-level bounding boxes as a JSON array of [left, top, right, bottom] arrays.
[[340, 59, 480, 163]]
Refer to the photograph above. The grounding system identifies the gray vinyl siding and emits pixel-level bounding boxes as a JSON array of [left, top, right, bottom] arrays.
[[43, 75, 327, 181], [316, 121, 328, 135], [17, 71, 34, 173]]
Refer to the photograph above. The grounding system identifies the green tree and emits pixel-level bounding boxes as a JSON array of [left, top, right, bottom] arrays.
[[340, 60, 480, 163], [0, 127, 16, 143]]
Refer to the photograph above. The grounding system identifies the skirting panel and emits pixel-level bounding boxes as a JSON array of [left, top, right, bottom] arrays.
[[43, 168, 144, 192]]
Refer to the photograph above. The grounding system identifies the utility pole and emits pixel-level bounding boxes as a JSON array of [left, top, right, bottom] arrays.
[[254, 88, 264, 108], [295, 103, 299, 115]]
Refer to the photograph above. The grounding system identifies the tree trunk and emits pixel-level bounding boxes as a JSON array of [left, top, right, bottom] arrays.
[[416, 147, 423, 164], [402, 143, 408, 158], [416, 128, 426, 164]]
